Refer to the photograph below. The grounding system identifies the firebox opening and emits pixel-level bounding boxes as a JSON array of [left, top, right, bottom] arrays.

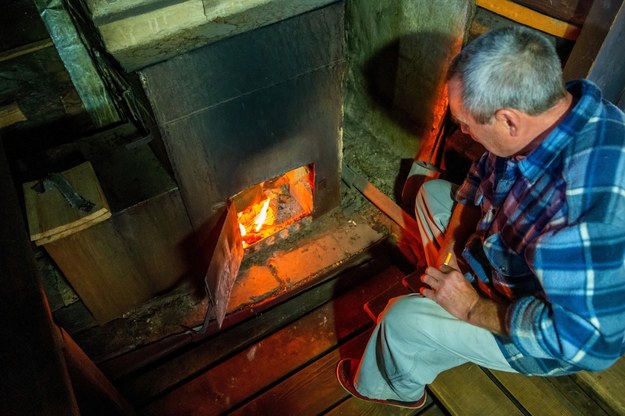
[[232, 164, 314, 248]]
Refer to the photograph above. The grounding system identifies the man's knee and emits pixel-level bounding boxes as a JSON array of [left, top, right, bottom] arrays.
[[416, 179, 454, 212], [380, 295, 440, 335]]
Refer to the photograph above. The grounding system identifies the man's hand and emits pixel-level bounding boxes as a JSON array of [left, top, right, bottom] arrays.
[[420, 264, 510, 336], [420, 265, 480, 322]]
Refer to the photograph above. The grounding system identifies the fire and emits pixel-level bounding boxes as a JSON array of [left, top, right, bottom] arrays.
[[254, 197, 271, 232], [238, 196, 276, 247], [234, 164, 314, 249]]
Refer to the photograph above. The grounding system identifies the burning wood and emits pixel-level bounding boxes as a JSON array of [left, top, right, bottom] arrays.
[[234, 165, 314, 248]]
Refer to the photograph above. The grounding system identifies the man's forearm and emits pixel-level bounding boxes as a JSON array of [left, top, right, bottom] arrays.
[[467, 297, 510, 337]]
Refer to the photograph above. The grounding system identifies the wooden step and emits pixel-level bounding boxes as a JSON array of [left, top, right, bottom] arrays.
[[359, 271, 615, 416], [575, 357, 625, 415], [227, 330, 375, 415], [135, 265, 406, 414], [485, 369, 607, 416]]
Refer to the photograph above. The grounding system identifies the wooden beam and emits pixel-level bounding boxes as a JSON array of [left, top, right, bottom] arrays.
[[342, 163, 422, 242], [0, 135, 79, 414], [476, 0, 581, 40], [564, 0, 625, 107], [513, 0, 592, 27], [61, 328, 135, 415], [0, 102, 27, 129], [0, 38, 53, 63]]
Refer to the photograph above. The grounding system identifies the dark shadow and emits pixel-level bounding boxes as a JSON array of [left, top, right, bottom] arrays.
[[357, 31, 463, 219], [362, 31, 456, 137], [363, 39, 401, 111], [395, 158, 415, 204]]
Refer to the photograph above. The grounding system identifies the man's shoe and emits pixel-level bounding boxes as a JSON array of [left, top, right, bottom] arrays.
[[335, 358, 427, 409]]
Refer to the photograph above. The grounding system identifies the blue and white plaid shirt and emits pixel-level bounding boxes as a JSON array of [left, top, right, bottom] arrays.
[[456, 79, 625, 375]]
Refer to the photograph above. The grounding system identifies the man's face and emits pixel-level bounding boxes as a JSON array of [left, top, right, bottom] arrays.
[[448, 78, 514, 157]]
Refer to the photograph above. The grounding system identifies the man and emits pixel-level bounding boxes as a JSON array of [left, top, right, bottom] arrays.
[[336, 26, 625, 409]]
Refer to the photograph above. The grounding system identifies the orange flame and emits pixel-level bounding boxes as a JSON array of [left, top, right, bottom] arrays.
[[238, 196, 275, 248], [254, 197, 271, 232]]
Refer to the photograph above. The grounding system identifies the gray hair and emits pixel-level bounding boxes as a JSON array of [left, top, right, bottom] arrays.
[[448, 27, 567, 124]]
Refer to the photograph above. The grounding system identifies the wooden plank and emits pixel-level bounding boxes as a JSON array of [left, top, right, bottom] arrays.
[[487, 369, 596, 416], [0, 38, 53, 63], [513, 0, 593, 26], [419, 405, 448, 416], [136, 265, 404, 413], [476, 0, 581, 40], [326, 396, 433, 415], [0, 101, 27, 128], [60, 328, 134, 416], [32, 210, 111, 246], [23, 161, 111, 245], [563, 0, 624, 82], [342, 163, 422, 242], [115, 254, 391, 392], [0, 136, 79, 415], [575, 358, 625, 415], [363, 281, 412, 322], [228, 330, 373, 416], [0, 46, 90, 134], [0, 0, 50, 51], [543, 375, 611, 416], [429, 364, 524, 415], [44, 188, 194, 323], [581, 1, 625, 106]]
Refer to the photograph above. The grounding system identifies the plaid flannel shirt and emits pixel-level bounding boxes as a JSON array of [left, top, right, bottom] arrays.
[[456, 79, 625, 375]]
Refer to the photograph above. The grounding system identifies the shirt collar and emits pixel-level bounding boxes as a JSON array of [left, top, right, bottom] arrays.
[[517, 80, 603, 184]]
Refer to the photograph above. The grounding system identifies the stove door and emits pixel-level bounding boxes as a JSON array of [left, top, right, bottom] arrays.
[[205, 200, 244, 328]]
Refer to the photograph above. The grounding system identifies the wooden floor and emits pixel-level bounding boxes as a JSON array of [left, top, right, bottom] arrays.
[[110, 243, 625, 416]]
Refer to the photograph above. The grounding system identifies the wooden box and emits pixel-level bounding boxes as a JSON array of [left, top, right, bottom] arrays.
[[24, 157, 195, 323]]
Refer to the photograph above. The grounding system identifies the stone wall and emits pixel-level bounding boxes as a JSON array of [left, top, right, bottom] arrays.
[[343, 0, 475, 159]]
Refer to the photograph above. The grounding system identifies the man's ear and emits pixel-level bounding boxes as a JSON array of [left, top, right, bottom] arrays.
[[495, 108, 520, 136]]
